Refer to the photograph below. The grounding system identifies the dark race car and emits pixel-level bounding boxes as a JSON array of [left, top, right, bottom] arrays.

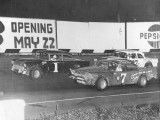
[[11, 50, 90, 80], [70, 59, 157, 91]]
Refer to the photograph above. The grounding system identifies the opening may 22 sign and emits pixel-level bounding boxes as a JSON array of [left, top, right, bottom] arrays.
[[0, 17, 57, 51]]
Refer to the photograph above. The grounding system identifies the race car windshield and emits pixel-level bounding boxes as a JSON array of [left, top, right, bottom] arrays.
[[97, 61, 109, 68], [36, 52, 49, 60]]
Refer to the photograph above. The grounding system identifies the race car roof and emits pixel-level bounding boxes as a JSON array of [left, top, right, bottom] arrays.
[[115, 49, 144, 54], [100, 58, 133, 65], [36, 49, 72, 56]]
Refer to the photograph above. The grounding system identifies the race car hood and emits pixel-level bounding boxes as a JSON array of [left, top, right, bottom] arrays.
[[63, 58, 86, 61], [99, 56, 122, 60], [145, 57, 158, 60], [72, 65, 109, 74]]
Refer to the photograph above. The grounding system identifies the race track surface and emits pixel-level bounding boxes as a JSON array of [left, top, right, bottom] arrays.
[[0, 56, 160, 119]]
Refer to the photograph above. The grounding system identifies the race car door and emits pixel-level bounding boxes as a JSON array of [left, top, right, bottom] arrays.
[[124, 64, 140, 84], [130, 53, 144, 67], [46, 60, 64, 73], [46, 54, 64, 73], [113, 63, 139, 85]]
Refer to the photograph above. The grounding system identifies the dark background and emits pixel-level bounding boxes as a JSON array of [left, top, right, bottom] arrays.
[[0, 0, 160, 22]]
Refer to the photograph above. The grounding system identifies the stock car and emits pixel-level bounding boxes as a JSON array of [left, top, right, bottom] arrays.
[[11, 50, 90, 80], [113, 50, 158, 68], [70, 59, 157, 91], [96, 50, 158, 68]]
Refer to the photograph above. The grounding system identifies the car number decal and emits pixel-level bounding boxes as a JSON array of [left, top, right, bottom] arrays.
[[53, 63, 58, 72], [117, 73, 127, 84], [133, 60, 138, 65], [131, 72, 139, 81], [121, 73, 127, 83]]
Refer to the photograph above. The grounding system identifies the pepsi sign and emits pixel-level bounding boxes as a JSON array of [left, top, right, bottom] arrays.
[[127, 22, 160, 49]]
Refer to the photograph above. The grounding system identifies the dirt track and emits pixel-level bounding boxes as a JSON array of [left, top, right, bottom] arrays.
[[0, 55, 98, 94], [0, 54, 159, 94], [0, 55, 160, 119]]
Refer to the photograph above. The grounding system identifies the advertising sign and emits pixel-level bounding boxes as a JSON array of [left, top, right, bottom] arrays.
[[127, 22, 160, 49], [0, 17, 57, 52], [89, 22, 125, 49], [57, 21, 90, 50], [57, 21, 125, 50]]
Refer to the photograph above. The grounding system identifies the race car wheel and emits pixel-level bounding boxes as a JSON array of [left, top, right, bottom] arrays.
[[145, 63, 153, 68], [30, 67, 43, 80], [96, 77, 107, 91], [138, 75, 147, 87], [74, 80, 79, 84]]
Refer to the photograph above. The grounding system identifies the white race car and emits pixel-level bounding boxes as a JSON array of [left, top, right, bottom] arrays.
[[113, 50, 158, 68]]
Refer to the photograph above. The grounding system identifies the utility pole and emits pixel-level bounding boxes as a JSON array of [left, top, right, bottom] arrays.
[[55, 20, 58, 49], [125, 22, 127, 49]]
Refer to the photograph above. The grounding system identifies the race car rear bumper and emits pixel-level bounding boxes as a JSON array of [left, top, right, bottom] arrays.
[[11, 65, 28, 75], [11, 68, 27, 75]]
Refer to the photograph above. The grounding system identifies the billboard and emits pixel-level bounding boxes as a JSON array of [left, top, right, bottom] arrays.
[[127, 22, 160, 49], [0, 17, 57, 52], [89, 22, 125, 49], [57, 21, 125, 50], [57, 21, 90, 50]]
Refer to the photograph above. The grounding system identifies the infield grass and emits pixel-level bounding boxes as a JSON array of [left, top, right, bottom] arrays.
[[26, 102, 160, 120]]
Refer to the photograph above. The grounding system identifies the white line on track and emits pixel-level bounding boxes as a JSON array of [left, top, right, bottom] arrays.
[[26, 90, 160, 105]]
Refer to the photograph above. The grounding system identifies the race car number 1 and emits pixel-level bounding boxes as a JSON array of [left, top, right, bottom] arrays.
[[54, 63, 58, 72]]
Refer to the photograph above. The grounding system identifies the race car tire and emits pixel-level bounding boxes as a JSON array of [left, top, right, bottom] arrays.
[[138, 75, 147, 87], [74, 80, 79, 84], [30, 67, 43, 80], [145, 63, 153, 68], [96, 77, 108, 91]]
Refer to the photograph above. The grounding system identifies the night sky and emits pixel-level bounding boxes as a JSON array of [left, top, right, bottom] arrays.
[[0, 0, 160, 22]]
